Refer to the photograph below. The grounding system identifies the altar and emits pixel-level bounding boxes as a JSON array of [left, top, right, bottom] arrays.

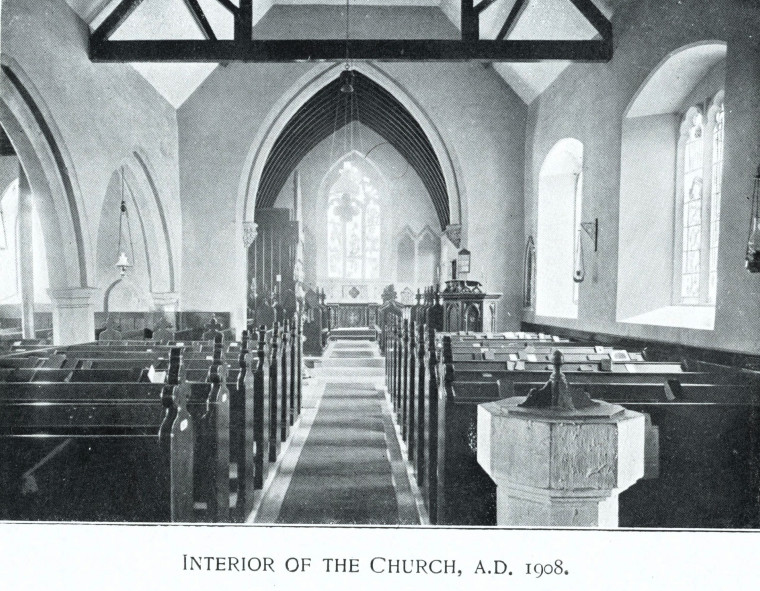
[[325, 301, 380, 328]]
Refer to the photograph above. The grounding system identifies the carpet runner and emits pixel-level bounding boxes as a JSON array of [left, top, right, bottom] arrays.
[[271, 340, 419, 525]]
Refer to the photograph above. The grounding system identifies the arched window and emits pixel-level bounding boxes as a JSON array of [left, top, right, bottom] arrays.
[[709, 98, 725, 303], [679, 108, 705, 305], [536, 138, 584, 319], [327, 161, 381, 281], [397, 232, 415, 283], [417, 228, 438, 286], [616, 42, 726, 330], [0, 178, 50, 305]]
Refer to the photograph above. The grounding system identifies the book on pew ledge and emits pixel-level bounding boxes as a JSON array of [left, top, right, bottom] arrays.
[[148, 365, 166, 383]]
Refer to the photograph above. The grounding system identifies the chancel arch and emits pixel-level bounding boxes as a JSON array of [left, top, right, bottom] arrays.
[[617, 41, 727, 330], [239, 64, 457, 313], [536, 138, 584, 319]]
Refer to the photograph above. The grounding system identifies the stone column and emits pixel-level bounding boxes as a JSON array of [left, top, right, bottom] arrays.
[[48, 287, 98, 345], [477, 397, 645, 527], [17, 165, 35, 339]]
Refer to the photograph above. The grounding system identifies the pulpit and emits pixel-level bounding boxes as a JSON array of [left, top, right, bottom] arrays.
[[440, 280, 501, 333]]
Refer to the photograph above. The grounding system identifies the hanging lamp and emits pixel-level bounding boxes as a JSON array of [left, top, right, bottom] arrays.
[[115, 167, 135, 277]]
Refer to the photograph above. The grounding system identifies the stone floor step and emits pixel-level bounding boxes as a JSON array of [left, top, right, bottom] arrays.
[[320, 358, 384, 368]]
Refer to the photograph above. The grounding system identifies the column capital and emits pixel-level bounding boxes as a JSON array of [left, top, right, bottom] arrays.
[[444, 223, 462, 248], [242, 220, 258, 248], [47, 287, 99, 308]]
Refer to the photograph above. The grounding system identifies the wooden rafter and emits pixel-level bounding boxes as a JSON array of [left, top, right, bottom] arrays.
[[182, 0, 217, 41], [92, 0, 147, 42], [568, 0, 613, 39], [474, 0, 499, 15], [89, 0, 613, 63], [497, 0, 529, 41], [214, 0, 238, 14]]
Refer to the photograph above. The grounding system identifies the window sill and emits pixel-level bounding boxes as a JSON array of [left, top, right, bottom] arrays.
[[619, 305, 715, 331]]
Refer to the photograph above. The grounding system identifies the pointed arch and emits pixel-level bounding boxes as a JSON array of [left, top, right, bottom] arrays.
[[232, 63, 466, 327], [94, 150, 177, 310]]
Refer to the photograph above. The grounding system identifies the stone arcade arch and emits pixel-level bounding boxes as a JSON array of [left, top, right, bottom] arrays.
[[94, 151, 177, 315], [0, 57, 94, 344]]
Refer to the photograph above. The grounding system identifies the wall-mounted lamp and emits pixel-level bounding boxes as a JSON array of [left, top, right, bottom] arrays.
[[580, 218, 598, 252], [746, 165, 760, 273]]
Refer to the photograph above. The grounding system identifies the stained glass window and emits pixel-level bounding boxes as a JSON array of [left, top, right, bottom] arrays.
[[676, 96, 725, 307], [708, 101, 724, 304], [326, 161, 381, 280], [681, 110, 704, 305]]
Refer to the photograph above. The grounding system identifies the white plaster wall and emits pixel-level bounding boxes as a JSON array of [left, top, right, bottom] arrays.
[[616, 113, 678, 320], [524, 0, 760, 353]]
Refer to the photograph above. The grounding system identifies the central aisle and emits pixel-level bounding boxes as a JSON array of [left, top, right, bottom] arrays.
[[253, 339, 422, 525], [276, 381, 397, 523]]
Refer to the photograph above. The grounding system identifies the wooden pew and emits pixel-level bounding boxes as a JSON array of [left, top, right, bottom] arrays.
[[430, 336, 760, 528], [280, 320, 290, 443], [268, 323, 280, 462], [0, 354, 194, 522], [2, 339, 247, 523], [253, 326, 269, 491]]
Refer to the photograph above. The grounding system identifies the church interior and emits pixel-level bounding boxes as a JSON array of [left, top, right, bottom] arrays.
[[1, 0, 759, 528]]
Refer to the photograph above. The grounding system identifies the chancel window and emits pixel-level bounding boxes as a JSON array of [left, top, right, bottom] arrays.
[[709, 101, 724, 303], [676, 94, 724, 306], [327, 161, 380, 281]]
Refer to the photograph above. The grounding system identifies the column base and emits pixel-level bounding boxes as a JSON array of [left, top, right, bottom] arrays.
[[151, 291, 179, 313], [48, 287, 98, 345]]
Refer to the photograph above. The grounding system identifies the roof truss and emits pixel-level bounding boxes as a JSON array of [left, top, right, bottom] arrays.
[[89, 0, 613, 63]]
